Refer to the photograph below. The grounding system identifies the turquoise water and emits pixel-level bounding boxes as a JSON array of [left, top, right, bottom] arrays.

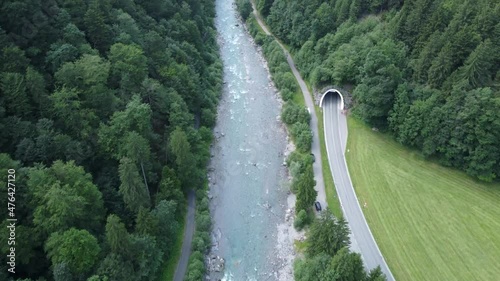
[[208, 0, 289, 280]]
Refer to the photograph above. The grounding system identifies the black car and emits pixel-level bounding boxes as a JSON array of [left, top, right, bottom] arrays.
[[314, 201, 322, 212], [311, 153, 315, 163]]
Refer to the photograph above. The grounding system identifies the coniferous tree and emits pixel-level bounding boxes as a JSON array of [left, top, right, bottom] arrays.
[[295, 165, 317, 213], [118, 157, 150, 213]]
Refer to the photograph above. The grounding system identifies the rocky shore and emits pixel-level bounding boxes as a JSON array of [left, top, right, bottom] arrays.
[[206, 0, 303, 279]]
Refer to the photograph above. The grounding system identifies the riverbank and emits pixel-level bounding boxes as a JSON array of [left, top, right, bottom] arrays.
[[207, 1, 300, 279]]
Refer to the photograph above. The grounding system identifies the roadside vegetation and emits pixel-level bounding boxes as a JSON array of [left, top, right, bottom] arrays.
[[184, 187, 212, 281], [160, 216, 185, 281], [294, 212, 386, 281], [346, 117, 500, 280], [0, 0, 221, 280]]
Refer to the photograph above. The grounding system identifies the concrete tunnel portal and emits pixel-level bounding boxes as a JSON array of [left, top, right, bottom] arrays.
[[319, 89, 344, 110]]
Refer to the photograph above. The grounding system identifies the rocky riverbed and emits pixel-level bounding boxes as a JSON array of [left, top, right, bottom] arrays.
[[207, 0, 304, 280]]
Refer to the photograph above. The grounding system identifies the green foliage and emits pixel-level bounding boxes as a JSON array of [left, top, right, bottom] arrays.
[[294, 209, 309, 230], [118, 157, 150, 213], [185, 188, 212, 280], [98, 96, 153, 159], [185, 251, 205, 281], [156, 166, 184, 207], [352, 39, 405, 128], [257, 0, 274, 17], [152, 200, 179, 255], [291, 122, 313, 152], [169, 127, 197, 188], [109, 43, 148, 93], [29, 161, 105, 235], [307, 212, 350, 257], [49, 87, 98, 139], [453, 39, 497, 89], [128, 234, 163, 279], [0, 0, 222, 279], [330, 247, 366, 281], [1, 46, 29, 73], [282, 103, 310, 125], [45, 228, 100, 275], [97, 253, 135, 281], [294, 253, 336, 281], [295, 164, 317, 213], [55, 54, 110, 89], [105, 215, 130, 256], [293, 210, 384, 281], [84, 0, 113, 53], [1, 72, 31, 118], [236, 0, 253, 21], [367, 266, 386, 281]]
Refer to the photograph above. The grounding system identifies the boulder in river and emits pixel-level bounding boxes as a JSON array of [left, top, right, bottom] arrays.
[[207, 255, 225, 272]]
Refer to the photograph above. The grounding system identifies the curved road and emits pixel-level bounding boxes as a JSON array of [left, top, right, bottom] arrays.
[[323, 94, 394, 280], [251, 5, 394, 280], [173, 190, 195, 281], [252, 2, 328, 211]]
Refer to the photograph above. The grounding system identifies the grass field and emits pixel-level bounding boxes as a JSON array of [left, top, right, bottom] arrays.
[[345, 117, 500, 281]]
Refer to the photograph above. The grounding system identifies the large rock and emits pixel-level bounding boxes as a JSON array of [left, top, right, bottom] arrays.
[[207, 255, 225, 272]]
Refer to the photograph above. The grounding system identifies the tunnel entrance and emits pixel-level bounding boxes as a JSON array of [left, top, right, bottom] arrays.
[[319, 89, 344, 110]]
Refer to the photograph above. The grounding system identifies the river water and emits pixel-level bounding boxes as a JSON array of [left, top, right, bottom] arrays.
[[208, 0, 294, 280]]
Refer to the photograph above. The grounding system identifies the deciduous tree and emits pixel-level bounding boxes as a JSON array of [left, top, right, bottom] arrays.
[[45, 228, 100, 275]]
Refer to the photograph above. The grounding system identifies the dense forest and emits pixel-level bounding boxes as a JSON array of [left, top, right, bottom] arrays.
[[262, 0, 500, 181], [0, 0, 221, 280]]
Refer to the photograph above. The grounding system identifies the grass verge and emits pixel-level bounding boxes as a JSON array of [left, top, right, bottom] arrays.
[[294, 240, 307, 253], [159, 210, 186, 280], [292, 89, 305, 107], [345, 117, 500, 281]]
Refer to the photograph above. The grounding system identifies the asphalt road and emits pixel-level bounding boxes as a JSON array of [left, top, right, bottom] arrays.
[[252, 2, 328, 210], [252, 5, 393, 279], [323, 94, 395, 280], [173, 190, 196, 281]]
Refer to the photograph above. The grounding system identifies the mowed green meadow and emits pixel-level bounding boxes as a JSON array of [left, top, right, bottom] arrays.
[[345, 117, 500, 281]]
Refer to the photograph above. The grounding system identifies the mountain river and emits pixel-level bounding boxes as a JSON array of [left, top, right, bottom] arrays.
[[207, 0, 298, 280]]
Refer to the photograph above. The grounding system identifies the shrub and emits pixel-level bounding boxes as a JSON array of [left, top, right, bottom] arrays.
[[282, 102, 310, 125], [280, 88, 294, 101], [294, 209, 309, 230], [236, 0, 253, 21], [291, 122, 312, 152]]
